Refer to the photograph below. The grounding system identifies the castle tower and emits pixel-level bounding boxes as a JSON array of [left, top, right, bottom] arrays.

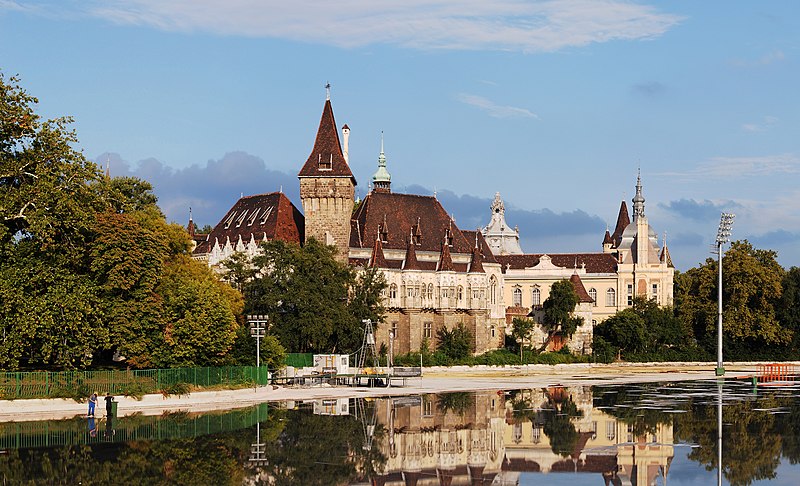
[[372, 132, 392, 194], [298, 90, 357, 261]]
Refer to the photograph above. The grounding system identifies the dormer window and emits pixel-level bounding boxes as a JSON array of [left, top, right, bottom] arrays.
[[379, 224, 388, 243], [235, 210, 248, 228], [222, 211, 237, 229], [445, 229, 453, 247], [247, 208, 260, 226], [412, 223, 421, 245], [319, 153, 332, 170], [260, 206, 274, 225]]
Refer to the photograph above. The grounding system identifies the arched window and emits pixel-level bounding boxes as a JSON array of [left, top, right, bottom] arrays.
[[531, 288, 541, 306], [513, 288, 522, 307], [389, 284, 397, 300], [588, 288, 597, 306], [457, 286, 463, 301], [427, 283, 434, 300], [606, 288, 616, 307], [490, 277, 498, 304]]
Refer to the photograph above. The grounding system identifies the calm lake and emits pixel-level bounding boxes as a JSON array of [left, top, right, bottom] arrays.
[[2, 379, 800, 485]]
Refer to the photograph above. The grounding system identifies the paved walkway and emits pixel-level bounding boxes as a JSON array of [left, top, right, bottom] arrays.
[[0, 362, 770, 423]]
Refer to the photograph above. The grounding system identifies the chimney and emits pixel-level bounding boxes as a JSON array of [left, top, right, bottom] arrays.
[[342, 124, 350, 165]]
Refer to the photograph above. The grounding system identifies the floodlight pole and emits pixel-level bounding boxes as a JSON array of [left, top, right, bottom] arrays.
[[247, 314, 268, 369], [715, 213, 734, 377]]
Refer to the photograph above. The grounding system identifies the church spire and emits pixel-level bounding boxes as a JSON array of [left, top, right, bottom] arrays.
[[372, 131, 392, 193], [632, 169, 645, 219], [611, 200, 630, 248]]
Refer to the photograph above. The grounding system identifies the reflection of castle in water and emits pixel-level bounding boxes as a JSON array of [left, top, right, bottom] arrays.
[[354, 388, 672, 485]]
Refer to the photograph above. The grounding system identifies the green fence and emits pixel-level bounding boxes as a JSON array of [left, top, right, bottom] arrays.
[[0, 366, 269, 400], [0, 402, 269, 450]]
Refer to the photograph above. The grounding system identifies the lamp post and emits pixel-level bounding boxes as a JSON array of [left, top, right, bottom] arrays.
[[247, 314, 268, 368], [388, 330, 394, 385], [715, 213, 735, 377]]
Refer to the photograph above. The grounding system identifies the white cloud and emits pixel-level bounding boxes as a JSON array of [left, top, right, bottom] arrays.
[[658, 153, 800, 180], [456, 93, 537, 118], [18, 0, 682, 52], [731, 50, 785, 68], [741, 115, 779, 132]]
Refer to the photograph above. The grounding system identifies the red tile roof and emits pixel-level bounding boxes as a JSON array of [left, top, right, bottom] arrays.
[[437, 239, 454, 271], [192, 192, 303, 255], [495, 253, 618, 274], [462, 230, 498, 265], [402, 238, 421, 270], [297, 99, 356, 183], [660, 245, 674, 268], [569, 273, 594, 303], [369, 235, 388, 268], [350, 192, 472, 254], [611, 201, 630, 248]]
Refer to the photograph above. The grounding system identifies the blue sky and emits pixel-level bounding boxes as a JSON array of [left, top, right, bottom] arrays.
[[2, 1, 798, 270]]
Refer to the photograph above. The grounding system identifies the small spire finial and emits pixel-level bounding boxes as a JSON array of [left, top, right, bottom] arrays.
[[189, 206, 193, 221], [325, 82, 331, 100]]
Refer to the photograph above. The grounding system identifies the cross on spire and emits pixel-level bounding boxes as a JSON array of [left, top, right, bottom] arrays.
[[325, 82, 331, 100]]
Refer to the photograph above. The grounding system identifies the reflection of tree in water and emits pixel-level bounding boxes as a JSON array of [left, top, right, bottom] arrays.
[[594, 382, 800, 486], [0, 432, 253, 485], [264, 403, 386, 486], [436, 391, 473, 417], [593, 384, 675, 437], [508, 388, 583, 457]]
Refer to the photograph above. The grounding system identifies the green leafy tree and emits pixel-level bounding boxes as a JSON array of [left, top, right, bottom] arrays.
[[595, 309, 646, 358], [542, 279, 583, 338], [778, 267, 800, 353], [676, 240, 789, 359], [510, 317, 535, 360], [245, 238, 384, 354], [436, 323, 473, 360], [220, 251, 255, 291]]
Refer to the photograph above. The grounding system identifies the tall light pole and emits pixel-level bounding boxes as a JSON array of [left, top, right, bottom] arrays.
[[715, 213, 735, 377], [247, 314, 268, 368]]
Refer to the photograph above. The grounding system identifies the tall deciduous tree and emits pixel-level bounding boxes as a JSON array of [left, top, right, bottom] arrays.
[[676, 240, 789, 357], [510, 317, 535, 360], [0, 74, 243, 369], [245, 238, 385, 354], [542, 279, 582, 338]]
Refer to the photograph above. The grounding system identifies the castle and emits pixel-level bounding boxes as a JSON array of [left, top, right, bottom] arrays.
[[192, 94, 674, 356]]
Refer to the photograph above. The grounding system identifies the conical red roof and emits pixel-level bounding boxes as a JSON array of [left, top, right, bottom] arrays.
[[297, 99, 356, 183], [403, 237, 421, 270], [611, 201, 630, 247], [369, 235, 388, 268], [569, 273, 594, 303], [438, 236, 454, 271]]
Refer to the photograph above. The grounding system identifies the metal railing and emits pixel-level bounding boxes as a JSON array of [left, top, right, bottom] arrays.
[[0, 366, 269, 400]]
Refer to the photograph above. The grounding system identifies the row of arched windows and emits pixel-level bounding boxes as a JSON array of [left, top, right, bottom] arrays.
[[512, 286, 617, 307]]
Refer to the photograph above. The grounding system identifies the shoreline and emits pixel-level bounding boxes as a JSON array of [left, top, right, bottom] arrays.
[[0, 362, 777, 423]]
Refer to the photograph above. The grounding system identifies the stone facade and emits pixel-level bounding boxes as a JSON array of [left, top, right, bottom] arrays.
[[299, 177, 354, 262]]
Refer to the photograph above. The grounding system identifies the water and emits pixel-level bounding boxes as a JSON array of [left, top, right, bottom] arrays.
[[2, 379, 800, 485]]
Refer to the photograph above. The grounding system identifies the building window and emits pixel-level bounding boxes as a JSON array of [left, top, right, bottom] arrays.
[[423, 321, 432, 339], [392, 321, 398, 339], [457, 286, 463, 301], [490, 277, 497, 304], [531, 287, 541, 306], [513, 288, 522, 307], [606, 288, 616, 307], [427, 283, 434, 300], [588, 288, 597, 306], [491, 326, 496, 338], [606, 421, 616, 441], [389, 284, 397, 300], [423, 397, 433, 417], [652, 283, 659, 303], [532, 425, 541, 444], [627, 284, 634, 306]]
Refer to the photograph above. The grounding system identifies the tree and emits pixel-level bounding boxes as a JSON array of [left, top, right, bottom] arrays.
[[778, 267, 800, 353], [542, 279, 583, 338], [0, 74, 244, 369], [594, 309, 646, 359], [245, 238, 385, 354], [510, 317, 535, 360], [220, 251, 255, 291], [436, 323, 473, 360], [676, 240, 789, 358]]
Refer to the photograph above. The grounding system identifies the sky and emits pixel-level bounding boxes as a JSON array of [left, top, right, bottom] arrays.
[[1, 0, 799, 270]]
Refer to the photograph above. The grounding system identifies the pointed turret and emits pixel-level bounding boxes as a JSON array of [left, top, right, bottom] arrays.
[[569, 273, 594, 303], [369, 233, 388, 268], [468, 245, 485, 273], [632, 169, 645, 220], [298, 90, 357, 262], [297, 98, 355, 181], [372, 131, 392, 193], [437, 233, 454, 272], [187, 207, 195, 237], [611, 201, 630, 247], [402, 230, 421, 270], [660, 233, 674, 268]]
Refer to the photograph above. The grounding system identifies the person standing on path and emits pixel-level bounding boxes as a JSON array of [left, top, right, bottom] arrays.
[[88, 392, 97, 417], [104, 392, 114, 417]]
